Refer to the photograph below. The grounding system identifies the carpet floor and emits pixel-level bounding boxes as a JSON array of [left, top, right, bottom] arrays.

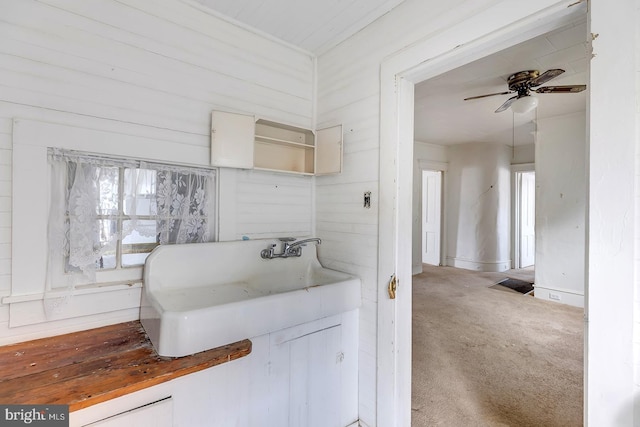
[[412, 265, 583, 427]]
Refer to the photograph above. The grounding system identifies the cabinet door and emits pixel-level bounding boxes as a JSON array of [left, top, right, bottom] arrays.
[[270, 325, 343, 427], [211, 111, 255, 168], [83, 397, 172, 427], [315, 125, 342, 175]]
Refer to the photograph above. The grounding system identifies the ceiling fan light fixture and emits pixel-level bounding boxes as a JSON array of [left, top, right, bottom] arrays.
[[510, 95, 538, 114]]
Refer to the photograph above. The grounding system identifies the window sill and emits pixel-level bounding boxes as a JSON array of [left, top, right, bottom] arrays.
[[1, 281, 143, 305], [3, 282, 144, 328]]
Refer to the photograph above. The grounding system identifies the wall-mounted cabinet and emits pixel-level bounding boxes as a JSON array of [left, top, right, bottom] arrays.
[[211, 111, 342, 175]]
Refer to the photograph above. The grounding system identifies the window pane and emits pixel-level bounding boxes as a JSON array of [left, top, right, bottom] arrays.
[[95, 219, 118, 270], [122, 220, 157, 267], [122, 253, 151, 267], [65, 219, 118, 272], [123, 220, 157, 244], [96, 167, 120, 215], [124, 168, 156, 215], [97, 252, 116, 270], [96, 219, 118, 246]]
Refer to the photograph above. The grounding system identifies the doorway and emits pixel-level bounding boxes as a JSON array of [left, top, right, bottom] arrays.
[[421, 170, 442, 266], [377, 2, 593, 425], [512, 166, 536, 270], [410, 19, 586, 421], [518, 171, 535, 268]]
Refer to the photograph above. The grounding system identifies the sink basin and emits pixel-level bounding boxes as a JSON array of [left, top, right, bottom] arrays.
[[140, 239, 361, 357]]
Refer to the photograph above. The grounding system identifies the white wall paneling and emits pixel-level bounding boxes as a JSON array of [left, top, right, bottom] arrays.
[[535, 112, 586, 307], [0, 0, 314, 343], [233, 169, 313, 239]]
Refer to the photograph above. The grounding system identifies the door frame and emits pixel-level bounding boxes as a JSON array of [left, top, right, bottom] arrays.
[[376, 2, 590, 425], [511, 163, 535, 269]]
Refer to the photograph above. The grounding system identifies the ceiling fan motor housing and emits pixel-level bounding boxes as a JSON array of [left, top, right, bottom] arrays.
[[508, 70, 539, 96]]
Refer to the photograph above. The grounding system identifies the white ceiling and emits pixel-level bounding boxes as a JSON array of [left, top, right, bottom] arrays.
[[414, 18, 589, 146], [192, 0, 406, 54]]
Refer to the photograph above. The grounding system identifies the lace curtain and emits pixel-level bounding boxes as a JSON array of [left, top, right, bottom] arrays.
[[152, 166, 212, 245], [46, 149, 215, 311]]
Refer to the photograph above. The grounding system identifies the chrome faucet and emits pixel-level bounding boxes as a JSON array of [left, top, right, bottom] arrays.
[[260, 237, 322, 259]]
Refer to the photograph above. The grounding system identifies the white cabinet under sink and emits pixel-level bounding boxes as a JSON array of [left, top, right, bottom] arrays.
[[271, 326, 344, 426], [81, 398, 172, 427], [210, 110, 342, 175], [249, 311, 359, 427]]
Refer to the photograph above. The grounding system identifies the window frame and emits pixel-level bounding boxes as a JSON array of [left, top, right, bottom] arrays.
[[8, 119, 217, 327], [50, 151, 217, 289]]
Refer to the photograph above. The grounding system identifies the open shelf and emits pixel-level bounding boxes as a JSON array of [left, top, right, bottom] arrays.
[[211, 111, 342, 175], [255, 135, 315, 149]]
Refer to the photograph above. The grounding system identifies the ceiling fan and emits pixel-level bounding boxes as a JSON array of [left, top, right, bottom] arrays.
[[464, 69, 586, 113]]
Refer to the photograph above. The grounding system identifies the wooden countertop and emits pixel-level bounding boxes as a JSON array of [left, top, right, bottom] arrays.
[[0, 321, 252, 412]]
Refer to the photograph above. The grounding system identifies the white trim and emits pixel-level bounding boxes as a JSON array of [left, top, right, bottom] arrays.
[[8, 287, 141, 328], [417, 160, 448, 172], [2, 281, 142, 304], [0, 308, 141, 346], [446, 257, 511, 273], [378, 1, 587, 424], [511, 163, 535, 172], [534, 286, 584, 308]]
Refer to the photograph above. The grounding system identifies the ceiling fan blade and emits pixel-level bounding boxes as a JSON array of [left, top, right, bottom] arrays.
[[534, 84, 587, 94], [464, 91, 512, 101], [529, 69, 565, 87], [495, 95, 518, 113]]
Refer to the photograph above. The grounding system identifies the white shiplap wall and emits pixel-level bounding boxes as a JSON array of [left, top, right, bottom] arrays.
[[316, 1, 496, 421], [234, 169, 312, 239], [315, 0, 587, 424], [0, 0, 314, 342]]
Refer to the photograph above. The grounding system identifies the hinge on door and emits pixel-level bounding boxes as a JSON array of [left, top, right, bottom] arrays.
[[388, 274, 398, 299]]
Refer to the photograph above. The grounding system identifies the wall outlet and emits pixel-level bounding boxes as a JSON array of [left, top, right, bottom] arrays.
[[549, 292, 561, 301]]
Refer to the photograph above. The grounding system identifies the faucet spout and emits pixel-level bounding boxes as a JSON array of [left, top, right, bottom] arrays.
[[287, 238, 322, 249], [283, 237, 321, 257]]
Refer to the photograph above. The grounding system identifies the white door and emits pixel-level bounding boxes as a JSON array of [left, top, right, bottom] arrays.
[[520, 172, 535, 268], [422, 170, 442, 265]]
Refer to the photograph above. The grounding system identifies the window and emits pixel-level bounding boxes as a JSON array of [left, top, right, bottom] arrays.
[[48, 149, 216, 288]]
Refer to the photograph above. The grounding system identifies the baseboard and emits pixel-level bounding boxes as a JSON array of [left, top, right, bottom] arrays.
[[413, 264, 423, 275], [446, 257, 511, 272], [534, 286, 584, 308]]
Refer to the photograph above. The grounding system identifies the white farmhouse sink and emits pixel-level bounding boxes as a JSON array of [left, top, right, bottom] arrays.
[[140, 238, 361, 357]]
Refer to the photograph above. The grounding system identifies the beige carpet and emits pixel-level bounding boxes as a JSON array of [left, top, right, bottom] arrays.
[[412, 265, 583, 427]]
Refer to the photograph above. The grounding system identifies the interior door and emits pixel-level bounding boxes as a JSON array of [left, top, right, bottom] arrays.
[[519, 171, 535, 268], [422, 170, 442, 266]]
